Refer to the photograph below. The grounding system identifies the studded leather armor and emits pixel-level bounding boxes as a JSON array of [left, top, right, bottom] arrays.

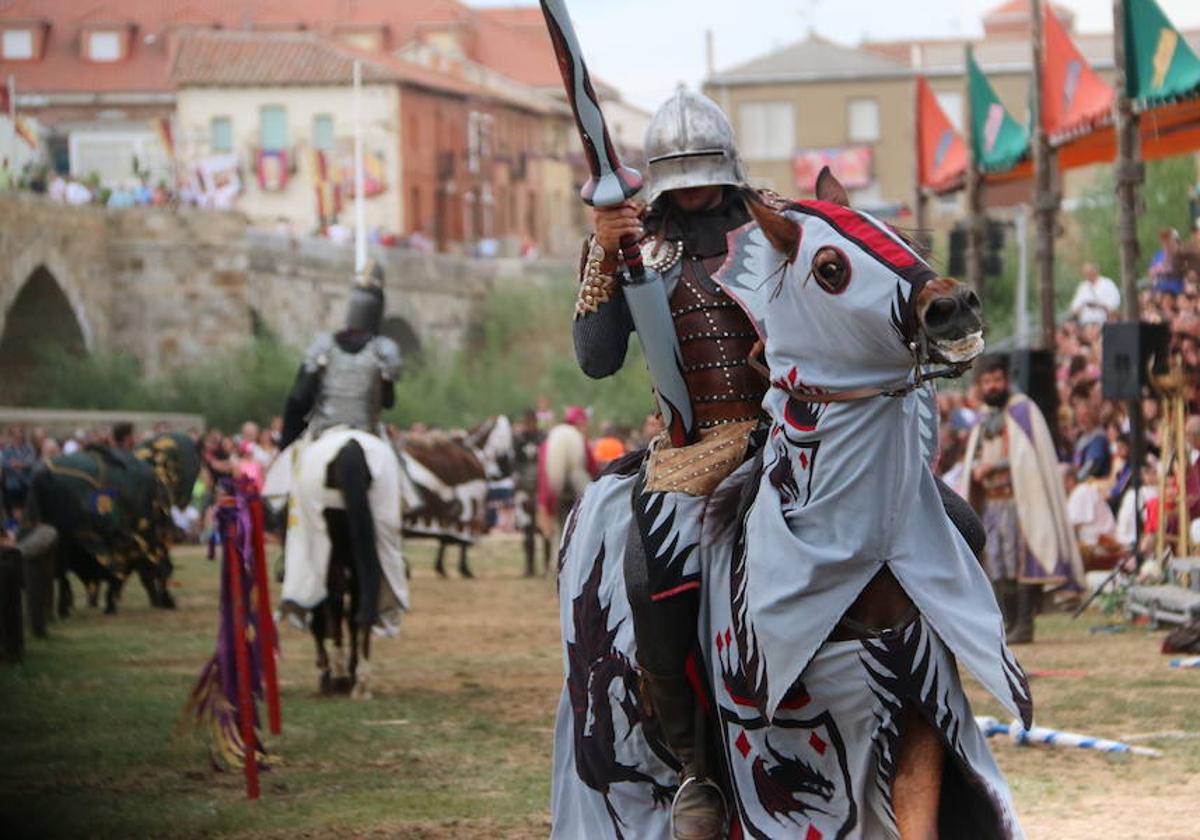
[[670, 255, 764, 429]]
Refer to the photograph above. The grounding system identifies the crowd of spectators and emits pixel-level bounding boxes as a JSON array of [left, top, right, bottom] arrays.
[[936, 224, 1200, 564], [0, 418, 284, 544]]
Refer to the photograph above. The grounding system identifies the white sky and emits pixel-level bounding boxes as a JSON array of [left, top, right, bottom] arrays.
[[468, 0, 1200, 111]]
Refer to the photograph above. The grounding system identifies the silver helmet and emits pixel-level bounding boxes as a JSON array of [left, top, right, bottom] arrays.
[[643, 88, 746, 204], [345, 260, 385, 334]]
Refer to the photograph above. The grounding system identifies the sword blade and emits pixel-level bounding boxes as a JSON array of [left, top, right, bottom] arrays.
[[539, 0, 642, 207]]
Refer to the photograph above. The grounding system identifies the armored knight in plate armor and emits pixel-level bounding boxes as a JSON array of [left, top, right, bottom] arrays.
[[281, 261, 401, 447], [574, 89, 764, 840], [274, 260, 410, 677]]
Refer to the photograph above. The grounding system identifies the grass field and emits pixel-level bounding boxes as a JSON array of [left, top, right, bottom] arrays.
[[2, 539, 1198, 839]]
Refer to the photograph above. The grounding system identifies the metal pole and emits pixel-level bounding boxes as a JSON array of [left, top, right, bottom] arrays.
[[7, 76, 16, 182], [353, 60, 367, 275], [1015, 204, 1030, 348], [914, 79, 930, 253], [1113, 0, 1142, 321], [1031, 0, 1059, 352], [964, 48, 985, 304]]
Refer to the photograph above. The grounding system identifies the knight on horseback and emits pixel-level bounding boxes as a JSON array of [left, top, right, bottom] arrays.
[[572, 89, 771, 839], [273, 260, 409, 697], [566, 90, 988, 840]]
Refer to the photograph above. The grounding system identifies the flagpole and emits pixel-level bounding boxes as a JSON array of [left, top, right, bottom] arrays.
[[1031, 0, 1059, 353], [964, 47, 985, 303], [913, 79, 929, 252], [1113, 0, 1146, 568], [353, 60, 366, 276], [7, 75, 15, 181], [1112, 0, 1141, 321]]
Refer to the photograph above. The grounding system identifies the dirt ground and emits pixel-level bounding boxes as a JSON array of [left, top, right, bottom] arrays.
[[2, 535, 1198, 839]]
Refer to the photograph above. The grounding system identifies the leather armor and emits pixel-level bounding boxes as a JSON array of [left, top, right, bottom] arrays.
[[670, 254, 764, 430]]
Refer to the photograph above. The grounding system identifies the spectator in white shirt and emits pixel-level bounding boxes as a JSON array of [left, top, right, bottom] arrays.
[[1069, 263, 1121, 326]]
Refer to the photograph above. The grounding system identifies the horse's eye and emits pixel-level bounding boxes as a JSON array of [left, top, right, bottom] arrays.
[[811, 247, 850, 294]]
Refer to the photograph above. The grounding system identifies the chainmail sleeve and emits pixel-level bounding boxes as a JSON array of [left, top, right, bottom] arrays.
[[573, 291, 635, 379]]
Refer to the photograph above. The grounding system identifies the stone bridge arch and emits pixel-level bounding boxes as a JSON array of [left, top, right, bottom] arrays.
[[0, 262, 94, 401], [0, 229, 99, 357]]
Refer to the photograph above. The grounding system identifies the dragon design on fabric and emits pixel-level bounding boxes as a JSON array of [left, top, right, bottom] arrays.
[[632, 477, 700, 597], [858, 617, 966, 822], [566, 544, 675, 838]]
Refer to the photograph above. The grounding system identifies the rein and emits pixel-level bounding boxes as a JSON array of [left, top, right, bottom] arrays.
[[746, 339, 970, 405]]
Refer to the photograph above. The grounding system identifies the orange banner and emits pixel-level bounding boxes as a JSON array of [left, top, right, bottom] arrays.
[[916, 76, 967, 193], [1042, 3, 1114, 143]]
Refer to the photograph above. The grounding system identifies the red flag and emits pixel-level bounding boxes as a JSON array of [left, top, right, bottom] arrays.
[[916, 76, 967, 193], [1042, 4, 1114, 142]]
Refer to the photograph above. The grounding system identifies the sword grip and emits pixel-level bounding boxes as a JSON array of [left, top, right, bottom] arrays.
[[617, 234, 646, 285]]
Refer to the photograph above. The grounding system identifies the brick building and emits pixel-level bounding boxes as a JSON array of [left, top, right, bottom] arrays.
[[0, 0, 645, 255]]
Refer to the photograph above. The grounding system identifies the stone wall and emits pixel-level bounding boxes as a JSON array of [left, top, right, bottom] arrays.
[[0, 195, 574, 378]]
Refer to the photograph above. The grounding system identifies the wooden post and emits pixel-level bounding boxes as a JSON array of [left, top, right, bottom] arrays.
[[964, 48, 985, 303], [1031, 0, 1059, 352], [1113, 0, 1143, 320], [222, 503, 260, 800], [249, 497, 281, 736], [1113, 0, 1147, 562]]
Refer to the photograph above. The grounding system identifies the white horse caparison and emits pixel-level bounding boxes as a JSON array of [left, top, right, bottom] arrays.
[[552, 171, 1028, 840]]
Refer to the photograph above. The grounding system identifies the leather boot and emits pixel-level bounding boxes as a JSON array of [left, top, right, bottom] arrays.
[[1009, 582, 1040, 644], [991, 579, 1018, 634], [640, 669, 728, 840]]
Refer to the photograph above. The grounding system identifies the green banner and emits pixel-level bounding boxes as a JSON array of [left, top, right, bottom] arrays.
[[1125, 0, 1200, 105], [968, 48, 1030, 173]]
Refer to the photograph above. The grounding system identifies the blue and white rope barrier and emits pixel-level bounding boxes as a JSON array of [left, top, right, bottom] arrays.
[[975, 717, 1162, 757]]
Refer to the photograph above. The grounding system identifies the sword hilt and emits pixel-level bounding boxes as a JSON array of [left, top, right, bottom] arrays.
[[617, 233, 646, 285]]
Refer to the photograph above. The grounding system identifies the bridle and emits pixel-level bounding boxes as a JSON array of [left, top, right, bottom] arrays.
[[746, 335, 972, 405]]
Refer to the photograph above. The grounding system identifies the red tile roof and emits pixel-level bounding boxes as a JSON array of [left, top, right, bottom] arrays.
[[0, 1, 566, 100], [169, 29, 479, 97]]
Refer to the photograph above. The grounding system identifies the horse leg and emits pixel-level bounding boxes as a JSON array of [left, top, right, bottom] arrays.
[[434, 540, 447, 577], [523, 518, 536, 577], [458, 543, 473, 579], [892, 705, 945, 840], [837, 568, 946, 838], [350, 623, 374, 701], [136, 561, 161, 608], [104, 575, 121, 615], [328, 593, 351, 694], [312, 603, 333, 695]]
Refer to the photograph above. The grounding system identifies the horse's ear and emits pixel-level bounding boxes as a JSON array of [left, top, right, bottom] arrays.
[[815, 166, 850, 207]]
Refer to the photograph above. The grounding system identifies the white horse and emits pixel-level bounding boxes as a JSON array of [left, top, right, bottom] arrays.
[[265, 427, 409, 699], [553, 175, 1027, 839]]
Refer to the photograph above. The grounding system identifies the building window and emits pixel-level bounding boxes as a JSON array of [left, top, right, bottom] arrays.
[[934, 91, 964, 133], [87, 31, 122, 62], [210, 116, 233, 153], [312, 114, 334, 151], [847, 98, 880, 143], [738, 102, 794, 161], [2, 29, 33, 60], [259, 106, 287, 151]]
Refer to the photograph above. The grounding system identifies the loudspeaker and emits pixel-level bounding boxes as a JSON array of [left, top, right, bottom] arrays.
[[1009, 349, 1059, 441], [1101, 321, 1170, 401]]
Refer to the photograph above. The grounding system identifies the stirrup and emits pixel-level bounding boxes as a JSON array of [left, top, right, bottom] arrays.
[[670, 775, 729, 840]]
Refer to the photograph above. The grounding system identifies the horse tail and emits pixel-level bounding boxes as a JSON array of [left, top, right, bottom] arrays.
[[331, 440, 382, 628]]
